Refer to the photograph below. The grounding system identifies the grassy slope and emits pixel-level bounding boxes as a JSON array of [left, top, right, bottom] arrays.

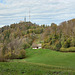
[[0, 62, 73, 75], [0, 48, 75, 75], [24, 49, 75, 69]]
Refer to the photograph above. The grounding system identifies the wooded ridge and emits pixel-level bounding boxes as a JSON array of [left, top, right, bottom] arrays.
[[0, 19, 75, 59]]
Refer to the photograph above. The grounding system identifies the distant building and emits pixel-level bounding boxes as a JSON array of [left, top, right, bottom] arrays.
[[32, 44, 42, 49]]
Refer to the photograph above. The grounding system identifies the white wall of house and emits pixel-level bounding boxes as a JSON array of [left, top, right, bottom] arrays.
[[33, 48, 37, 49], [38, 47, 41, 49], [33, 47, 42, 49]]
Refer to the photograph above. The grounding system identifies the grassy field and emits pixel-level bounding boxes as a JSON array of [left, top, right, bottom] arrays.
[[0, 48, 75, 75], [0, 62, 74, 75], [25, 49, 75, 69]]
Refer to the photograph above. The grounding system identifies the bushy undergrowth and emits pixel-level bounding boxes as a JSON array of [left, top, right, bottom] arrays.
[[19, 49, 26, 59], [4, 49, 26, 59], [60, 47, 75, 52], [4, 52, 19, 59], [0, 49, 26, 61]]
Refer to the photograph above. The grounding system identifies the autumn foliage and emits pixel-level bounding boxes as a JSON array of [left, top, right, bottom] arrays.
[[0, 19, 75, 61]]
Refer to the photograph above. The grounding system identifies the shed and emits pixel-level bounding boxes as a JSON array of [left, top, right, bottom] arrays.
[[32, 44, 42, 49]]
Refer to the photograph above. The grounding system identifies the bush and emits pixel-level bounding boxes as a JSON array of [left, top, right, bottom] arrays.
[[4, 52, 18, 59], [4, 52, 11, 59], [19, 49, 26, 59], [2, 45, 7, 56], [50, 45, 56, 50], [60, 48, 67, 52], [56, 41, 62, 50], [60, 47, 75, 52], [62, 39, 71, 48], [67, 47, 75, 52], [4, 49, 26, 59], [42, 43, 51, 49], [62, 41, 68, 48], [23, 43, 30, 49]]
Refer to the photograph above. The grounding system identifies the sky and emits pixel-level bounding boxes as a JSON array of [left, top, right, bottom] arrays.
[[0, 0, 75, 27]]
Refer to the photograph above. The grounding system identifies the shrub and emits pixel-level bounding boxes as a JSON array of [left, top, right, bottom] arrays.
[[42, 43, 45, 48], [23, 43, 30, 49], [62, 41, 68, 48], [70, 37, 75, 47], [19, 49, 26, 59], [4, 52, 11, 59], [4, 52, 18, 59], [62, 39, 71, 48], [42, 43, 50, 49], [56, 41, 62, 50], [67, 47, 75, 52], [60, 47, 75, 52], [2, 45, 7, 56], [60, 48, 67, 52], [50, 45, 56, 50], [4, 49, 26, 59]]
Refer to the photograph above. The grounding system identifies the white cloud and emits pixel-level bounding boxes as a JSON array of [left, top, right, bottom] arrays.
[[0, 0, 75, 26]]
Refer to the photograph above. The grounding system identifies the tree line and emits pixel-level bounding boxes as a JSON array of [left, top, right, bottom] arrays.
[[42, 19, 75, 52]]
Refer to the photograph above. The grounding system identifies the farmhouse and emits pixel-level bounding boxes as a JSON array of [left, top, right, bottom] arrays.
[[32, 44, 42, 49]]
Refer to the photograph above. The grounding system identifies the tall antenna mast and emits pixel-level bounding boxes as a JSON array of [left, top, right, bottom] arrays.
[[24, 16, 26, 22], [29, 8, 30, 22]]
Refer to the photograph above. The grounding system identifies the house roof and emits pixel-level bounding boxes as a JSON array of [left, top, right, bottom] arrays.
[[37, 44, 41, 47], [32, 44, 42, 48]]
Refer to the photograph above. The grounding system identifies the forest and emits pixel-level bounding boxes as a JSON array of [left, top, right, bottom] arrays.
[[0, 19, 75, 60]]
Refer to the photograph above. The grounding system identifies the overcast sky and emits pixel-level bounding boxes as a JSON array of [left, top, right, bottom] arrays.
[[0, 0, 75, 27]]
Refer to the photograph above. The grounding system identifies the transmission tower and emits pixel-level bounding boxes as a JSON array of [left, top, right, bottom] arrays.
[[29, 8, 30, 22], [24, 16, 26, 22]]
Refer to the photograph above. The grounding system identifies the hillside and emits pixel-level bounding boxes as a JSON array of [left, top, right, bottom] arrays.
[[0, 19, 75, 75], [0, 19, 75, 59], [42, 19, 75, 51], [25, 49, 75, 69], [0, 49, 75, 75], [0, 22, 46, 59]]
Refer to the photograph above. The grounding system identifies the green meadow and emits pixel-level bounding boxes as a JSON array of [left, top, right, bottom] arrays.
[[25, 49, 75, 69], [0, 49, 75, 75]]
